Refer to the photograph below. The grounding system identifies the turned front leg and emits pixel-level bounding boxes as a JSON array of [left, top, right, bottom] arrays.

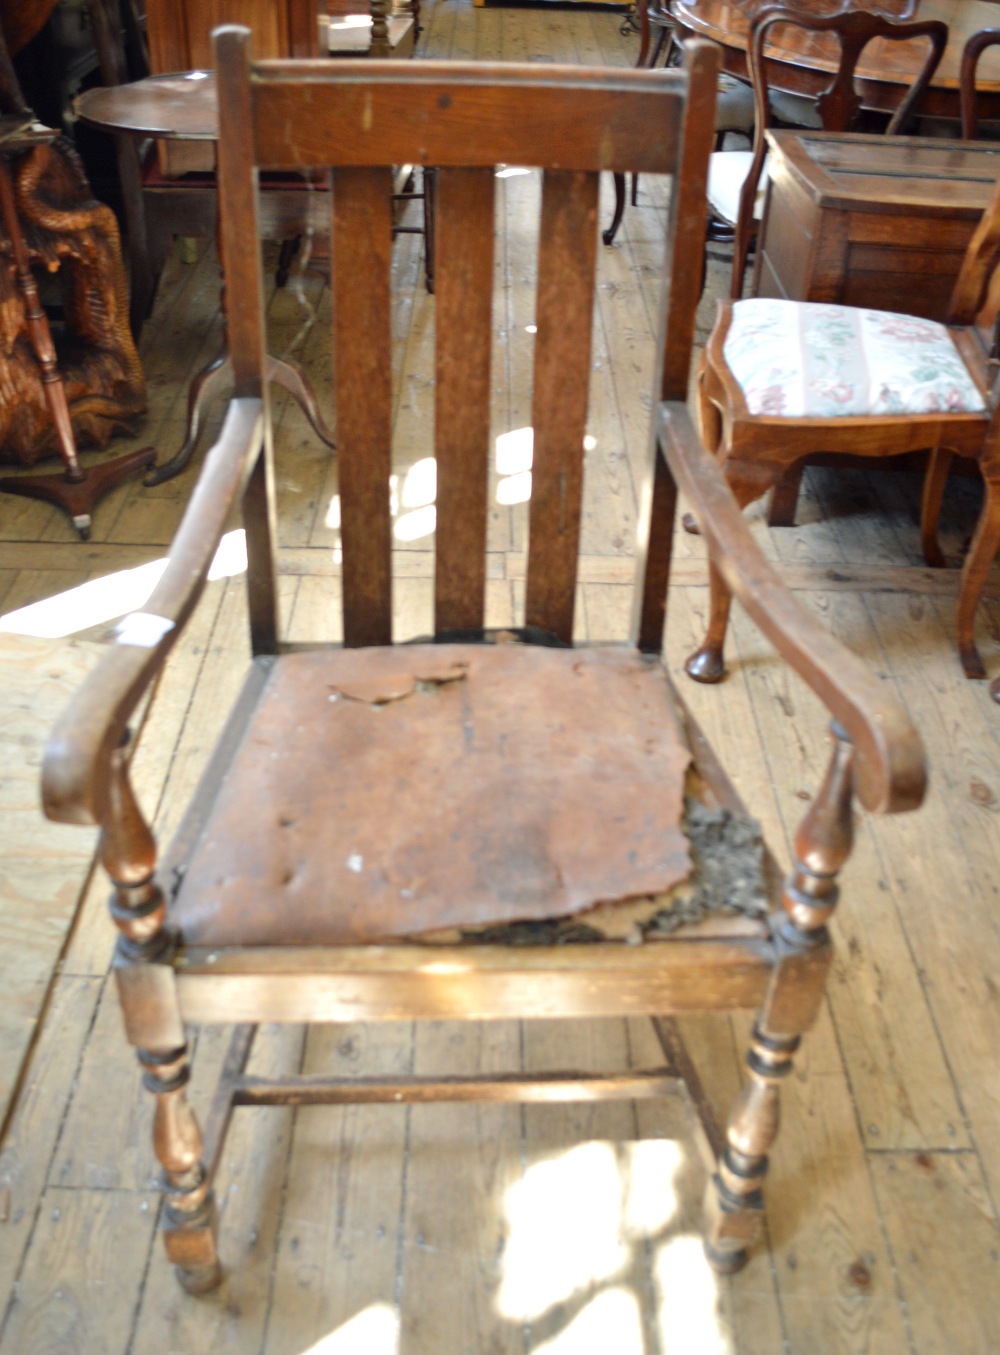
[[704, 1025, 799, 1272], [140, 1046, 221, 1294], [704, 723, 851, 1271], [102, 734, 221, 1293]]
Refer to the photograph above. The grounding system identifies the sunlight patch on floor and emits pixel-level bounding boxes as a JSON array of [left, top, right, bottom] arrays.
[[496, 1137, 729, 1354], [299, 1302, 399, 1355], [0, 530, 248, 639], [499, 1140, 683, 1322], [655, 1236, 730, 1355], [532, 1287, 643, 1355]]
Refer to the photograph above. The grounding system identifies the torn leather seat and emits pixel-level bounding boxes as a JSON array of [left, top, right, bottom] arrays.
[[171, 645, 695, 947]]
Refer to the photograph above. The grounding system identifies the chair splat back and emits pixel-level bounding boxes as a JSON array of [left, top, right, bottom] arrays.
[[747, 6, 947, 142], [213, 30, 720, 650]]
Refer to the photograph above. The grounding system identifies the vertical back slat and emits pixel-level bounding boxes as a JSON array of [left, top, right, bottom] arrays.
[[434, 167, 495, 634], [215, 25, 279, 655], [632, 40, 719, 654], [524, 169, 600, 643], [331, 165, 394, 647]]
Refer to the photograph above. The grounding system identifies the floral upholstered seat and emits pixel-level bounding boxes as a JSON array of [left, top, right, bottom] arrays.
[[723, 299, 987, 419]]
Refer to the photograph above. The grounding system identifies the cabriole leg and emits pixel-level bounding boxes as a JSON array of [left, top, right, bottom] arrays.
[[685, 558, 731, 683]]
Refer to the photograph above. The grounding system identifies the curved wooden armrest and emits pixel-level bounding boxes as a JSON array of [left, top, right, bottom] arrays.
[[658, 402, 926, 817], [43, 399, 265, 828]]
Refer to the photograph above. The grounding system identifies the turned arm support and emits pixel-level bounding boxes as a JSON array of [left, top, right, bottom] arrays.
[[657, 401, 926, 818], [42, 398, 264, 828]]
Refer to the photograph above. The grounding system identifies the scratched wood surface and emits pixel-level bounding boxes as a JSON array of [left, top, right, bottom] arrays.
[[1, 1, 999, 1350]]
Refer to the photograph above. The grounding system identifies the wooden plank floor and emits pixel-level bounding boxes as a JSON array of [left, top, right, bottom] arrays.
[[2, 3, 1000, 1350]]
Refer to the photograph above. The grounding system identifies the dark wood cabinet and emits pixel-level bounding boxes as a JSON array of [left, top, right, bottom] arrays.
[[754, 130, 1000, 322]]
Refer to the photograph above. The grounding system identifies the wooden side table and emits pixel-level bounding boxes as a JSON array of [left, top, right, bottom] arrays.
[[750, 130, 1000, 525], [74, 74, 336, 485]]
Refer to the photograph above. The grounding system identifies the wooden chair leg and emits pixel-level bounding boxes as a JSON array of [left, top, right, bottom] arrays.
[[685, 558, 731, 683], [920, 447, 952, 569], [705, 725, 847, 1271], [956, 472, 1000, 680], [767, 461, 805, 528], [141, 1044, 222, 1294], [603, 173, 627, 246], [686, 458, 780, 679], [695, 358, 722, 455], [99, 735, 222, 1293], [704, 1023, 800, 1270]]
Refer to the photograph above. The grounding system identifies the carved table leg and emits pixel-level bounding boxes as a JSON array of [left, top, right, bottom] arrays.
[[266, 354, 337, 449], [143, 350, 232, 486], [101, 735, 221, 1293], [145, 350, 335, 487], [704, 724, 847, 1271], [0, 153, 155, 536]]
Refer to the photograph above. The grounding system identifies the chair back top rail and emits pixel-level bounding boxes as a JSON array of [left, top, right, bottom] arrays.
[[245, 58, 694, 173], [213, 25, 720, 649]]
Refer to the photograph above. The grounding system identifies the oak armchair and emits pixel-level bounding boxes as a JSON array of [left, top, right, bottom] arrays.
[[43, 33, 925, 1294]]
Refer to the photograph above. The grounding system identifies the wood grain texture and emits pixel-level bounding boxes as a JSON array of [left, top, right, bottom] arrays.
[[870, 1151, 1000, 1355], [0, 635, 102, 1124], [0, 1186, 157, 1355], [252, 61, 688, 172], [524, 169, 599, 641], [331, 166, 394, 647], [433, 167, 495, 633]]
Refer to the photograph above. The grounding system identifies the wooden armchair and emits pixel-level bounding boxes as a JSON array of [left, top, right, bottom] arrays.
[[715, 4, 947, 303], [43, 33, 926, 1294], [690, 165, 1000, 690]]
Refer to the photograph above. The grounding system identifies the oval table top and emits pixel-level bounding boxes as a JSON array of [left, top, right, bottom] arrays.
[[74, 71, 218, 140], [670, 0, 1000, 119]]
